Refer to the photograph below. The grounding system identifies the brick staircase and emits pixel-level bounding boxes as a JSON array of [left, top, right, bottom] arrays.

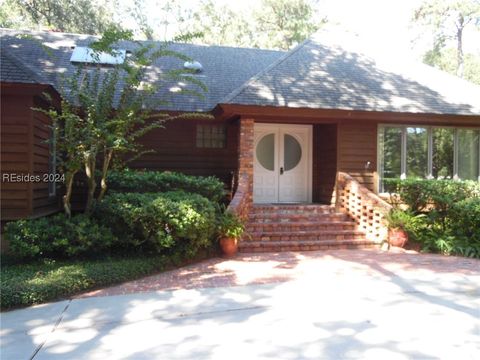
[[239, 204, 379, 253]]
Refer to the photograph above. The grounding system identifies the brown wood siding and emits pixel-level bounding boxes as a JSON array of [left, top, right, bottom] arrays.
[[132, 119, 239, 184], [312, 124, 337, 204], [31, 96, 60, 216], [337, 120, 378, 191], [1, 94, 32, 220]]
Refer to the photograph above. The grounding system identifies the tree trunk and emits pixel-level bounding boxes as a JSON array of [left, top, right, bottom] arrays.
[[63, 171, 77, 218], [98, 149, 113, 202], [84, 154, 97, 214], [456, 18, 464, 78]]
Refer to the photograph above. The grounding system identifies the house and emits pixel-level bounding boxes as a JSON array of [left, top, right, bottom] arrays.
[[1, 29, 479, 252]]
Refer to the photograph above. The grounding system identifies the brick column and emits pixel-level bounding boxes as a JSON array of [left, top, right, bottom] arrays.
[[238, 117, 254, 186], [228, 117, 254, 220]]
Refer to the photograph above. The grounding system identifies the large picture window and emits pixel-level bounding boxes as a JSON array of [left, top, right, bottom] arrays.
[[378, 125, 480, 192]]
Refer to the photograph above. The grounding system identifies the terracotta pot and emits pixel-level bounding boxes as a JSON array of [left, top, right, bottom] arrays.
[[388, 228, 409, 248], [219, 237, 238, 257]]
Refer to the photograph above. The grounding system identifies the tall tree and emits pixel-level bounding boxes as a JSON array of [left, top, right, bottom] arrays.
[[13, 0, 114, 34], [180, 0, 324, 49], [112, 0, 197, 41], [184, 0, 254, 47], [254, 0, 325, 49], [414, 0, 480, 77], [38, 27, 208, 215]]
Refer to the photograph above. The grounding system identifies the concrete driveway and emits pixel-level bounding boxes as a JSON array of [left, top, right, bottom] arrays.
[[1, 249, 479, 359]]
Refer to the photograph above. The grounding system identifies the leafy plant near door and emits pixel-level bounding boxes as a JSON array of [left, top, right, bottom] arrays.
[[385, 209, 415, 248], [216, 211, 245, 257]]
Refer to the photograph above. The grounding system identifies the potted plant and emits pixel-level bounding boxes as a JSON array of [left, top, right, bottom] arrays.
[[217, 211, 245, 257], [385, 209, 410, 248]]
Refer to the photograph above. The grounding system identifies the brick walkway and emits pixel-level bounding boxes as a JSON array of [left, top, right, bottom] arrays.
[[77, 249, 480, 298]]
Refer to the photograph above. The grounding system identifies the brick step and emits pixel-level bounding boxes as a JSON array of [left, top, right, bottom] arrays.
[[238, 239, 379, 253], [243, 230, 366, 242], [251, 204, 335, 215], [246, 221, 356, 233], [248, 213, 350, 223]]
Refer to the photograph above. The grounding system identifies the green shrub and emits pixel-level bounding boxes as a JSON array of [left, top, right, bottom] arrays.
[[386, 178, 480, 258], [385, 178, 479, 213], [448, 198, 480, 258], [94, 191, 216, 256], [107, 169, 226, 203], [4, 214, 117, 261], [216, 211, 245, 238]]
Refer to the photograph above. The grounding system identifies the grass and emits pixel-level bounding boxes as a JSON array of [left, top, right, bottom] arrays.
[[1, 251, 213, 310]]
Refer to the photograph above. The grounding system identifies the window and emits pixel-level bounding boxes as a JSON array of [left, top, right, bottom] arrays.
[[406, 127, 428, 178], [432, 128, 454, 179], [458, 129, 479, 181], [378, 125, 480, 192], [196, 125, 226, 148], [379, 127, 402, 192]]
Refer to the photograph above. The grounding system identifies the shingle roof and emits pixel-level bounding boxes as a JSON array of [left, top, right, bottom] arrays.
[[0, 28, 284, 112], [224, 33, 480, 116], [2, 29, 480, 116], [0, 49, 46, 84]]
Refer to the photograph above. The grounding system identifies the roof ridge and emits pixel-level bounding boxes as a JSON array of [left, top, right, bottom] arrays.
[[1, 47, 48, 84], [218, 38, 313, 104]]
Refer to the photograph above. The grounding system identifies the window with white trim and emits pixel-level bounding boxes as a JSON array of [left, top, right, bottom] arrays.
[[378, 125, 480, 192]]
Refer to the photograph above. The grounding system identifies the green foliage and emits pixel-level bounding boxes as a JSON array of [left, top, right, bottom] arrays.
[[4, 214, 117, 261], [424, 47, 480, 85], [254, 0, 324, 50], [123, 0, 324, 50], [386, 178, 480, 258], [94, 191, 216, 256], [386, 178, 479, 213], [1, 255, 173, 309], [10, 0, 114, 34], [413, 0, 480, 78], [107, 169, 225, 203], [385, 209, 419, 230], [39, 27, 208, 214], [216, 211, 245, 239]]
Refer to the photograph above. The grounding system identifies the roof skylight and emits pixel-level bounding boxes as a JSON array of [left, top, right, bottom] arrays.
[[70, 46, 126, 65]]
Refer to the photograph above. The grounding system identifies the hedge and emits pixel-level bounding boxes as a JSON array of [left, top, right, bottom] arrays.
[[4, 214, 117, 261], [107, 169, 225, 203], [93, 191, 217, 256]]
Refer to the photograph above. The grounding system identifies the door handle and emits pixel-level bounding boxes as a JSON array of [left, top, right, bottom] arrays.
[[280, 167, 284, 175]]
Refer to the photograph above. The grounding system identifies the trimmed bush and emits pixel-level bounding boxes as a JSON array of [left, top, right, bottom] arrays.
[[385, 178, 479, 213], [94, 191, 216, 256], [107, 169, 225, 203], [4, 214, 117, 261], [385, 178, 480, 258]]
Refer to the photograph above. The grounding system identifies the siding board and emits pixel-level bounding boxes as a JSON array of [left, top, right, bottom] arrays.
[[337, 121, 377, 190]]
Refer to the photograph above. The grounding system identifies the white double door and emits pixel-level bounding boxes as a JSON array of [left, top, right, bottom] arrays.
[[253, 124, 312, 203]]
